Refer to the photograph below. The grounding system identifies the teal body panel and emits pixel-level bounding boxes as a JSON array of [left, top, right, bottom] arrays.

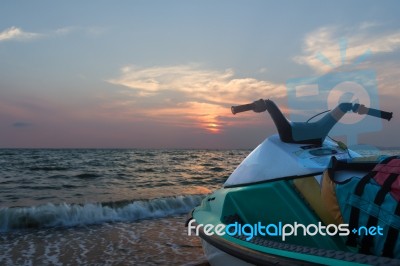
[[194, 179, 346, 248], [192, 178, 366, 265]]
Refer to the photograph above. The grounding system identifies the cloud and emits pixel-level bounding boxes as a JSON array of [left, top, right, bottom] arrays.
[[108, 64, 285, 104], [12, 122, 32, 128], [358, 21, 381, 30], [137, 101, 230, 133], [55, 26, 76, 36], [107, 64, 285, 133], [0, 26, 41, 42], [54, 26, 107, 36], [294, 23, 400, 73], [0, 26, 107, 43]]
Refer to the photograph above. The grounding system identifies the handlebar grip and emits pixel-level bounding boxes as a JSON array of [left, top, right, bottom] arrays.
[[231, 103, 255, 115], [367, 108, 393, 121], [354, 104, 393, 121]]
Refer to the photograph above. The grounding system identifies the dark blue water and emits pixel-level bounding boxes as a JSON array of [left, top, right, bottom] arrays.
[[0, 149, 249, 265]]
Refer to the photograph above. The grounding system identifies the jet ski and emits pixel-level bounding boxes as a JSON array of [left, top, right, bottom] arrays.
[[187, 99, 400, 265]]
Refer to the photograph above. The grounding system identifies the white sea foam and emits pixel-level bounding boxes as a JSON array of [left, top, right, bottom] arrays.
[[0, 195, 204, 232]]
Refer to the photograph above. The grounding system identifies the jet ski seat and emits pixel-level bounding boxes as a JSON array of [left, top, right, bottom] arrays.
[[294, 156, 400, 258], [292, 176, 339, 226]]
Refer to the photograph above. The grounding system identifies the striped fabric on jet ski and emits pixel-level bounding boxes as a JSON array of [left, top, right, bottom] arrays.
[[324, 156, 400, 259]]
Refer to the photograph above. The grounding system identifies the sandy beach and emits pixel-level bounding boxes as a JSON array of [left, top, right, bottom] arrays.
[[0, 215, 206, 265]]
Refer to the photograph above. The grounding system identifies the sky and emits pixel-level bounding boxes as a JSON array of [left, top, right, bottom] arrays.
[[1, 0, 400, 149]]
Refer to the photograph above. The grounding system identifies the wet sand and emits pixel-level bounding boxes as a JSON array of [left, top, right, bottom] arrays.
[[0, 215, 207, 265]]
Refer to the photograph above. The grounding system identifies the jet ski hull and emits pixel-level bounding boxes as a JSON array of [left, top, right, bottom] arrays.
[[188, 178, 400, 265]]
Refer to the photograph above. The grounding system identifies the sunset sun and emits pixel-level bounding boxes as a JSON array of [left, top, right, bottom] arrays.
[[206, 123, 220, 133]]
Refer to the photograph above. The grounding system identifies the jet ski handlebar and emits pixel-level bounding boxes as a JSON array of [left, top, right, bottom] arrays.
[[231, 99, 393, 144], [232, 99, 392, 121], [231, 99, 270, 114], [352, 103, 393, 121]]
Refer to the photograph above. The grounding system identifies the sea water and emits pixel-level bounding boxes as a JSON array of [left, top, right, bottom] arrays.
[[0, 149, 249, 265], [1, 148, 397, 265]]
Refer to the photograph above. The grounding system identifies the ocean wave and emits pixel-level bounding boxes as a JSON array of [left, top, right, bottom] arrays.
[[0, 194, 204, 232], [210, 167, 225, 172], [134, 159, 148, 163], [47, 174, 69, 179], [74, 173, 101, 179], [29, 166, 70, 171], [136, 168, 156, 173]]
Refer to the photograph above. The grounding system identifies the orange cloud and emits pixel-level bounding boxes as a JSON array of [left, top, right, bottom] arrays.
[[137, 102, 230, 134], [107, 64, 285, 133], [108, 64, 285, 104]]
